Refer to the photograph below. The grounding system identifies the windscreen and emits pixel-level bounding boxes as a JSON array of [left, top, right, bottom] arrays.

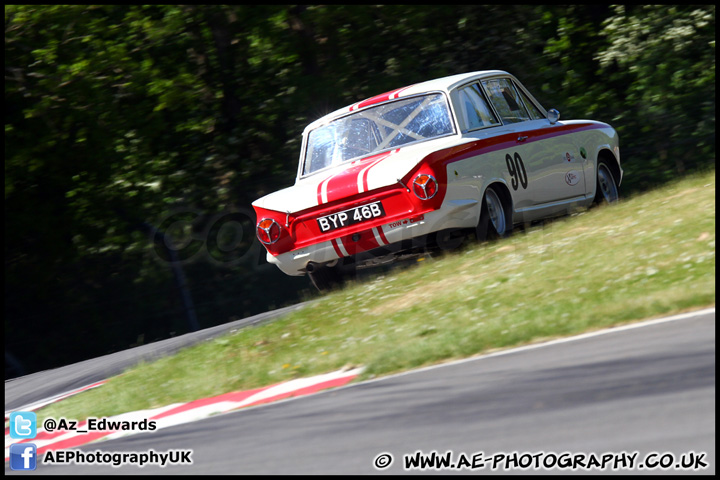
[[302, 93, 454, 175]]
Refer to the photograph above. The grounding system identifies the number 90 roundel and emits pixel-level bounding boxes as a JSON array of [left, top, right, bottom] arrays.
[[252, 70, 623, 291]]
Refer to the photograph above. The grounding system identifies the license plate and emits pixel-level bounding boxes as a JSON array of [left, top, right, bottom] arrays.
[[317, 202, 386, 233]]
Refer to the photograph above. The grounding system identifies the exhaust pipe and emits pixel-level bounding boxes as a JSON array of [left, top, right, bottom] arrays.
[[306, 259, 338, 273]]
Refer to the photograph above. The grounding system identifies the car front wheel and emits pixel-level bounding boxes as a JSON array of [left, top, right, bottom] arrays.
[[594, 162, 619, 205]]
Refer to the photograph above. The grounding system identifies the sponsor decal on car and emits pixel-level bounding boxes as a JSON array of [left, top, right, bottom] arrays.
[[387, 214, 425, 229], [565, 170, 581, 186]]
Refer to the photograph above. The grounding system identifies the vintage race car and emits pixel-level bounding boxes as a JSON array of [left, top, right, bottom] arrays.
[[253, 70, 622, 290]]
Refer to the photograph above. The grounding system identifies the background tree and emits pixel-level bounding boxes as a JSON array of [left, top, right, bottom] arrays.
[[5, 5, 715, 377]]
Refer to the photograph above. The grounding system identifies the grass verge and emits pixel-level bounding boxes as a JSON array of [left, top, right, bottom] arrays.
[[38, 170, 715, 422]]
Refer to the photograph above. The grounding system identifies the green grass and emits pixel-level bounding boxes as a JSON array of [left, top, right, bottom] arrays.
[[38, 170, 716, 422]]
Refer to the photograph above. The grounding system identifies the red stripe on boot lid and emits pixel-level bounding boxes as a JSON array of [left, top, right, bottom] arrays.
[[316, 150, 396, 205]]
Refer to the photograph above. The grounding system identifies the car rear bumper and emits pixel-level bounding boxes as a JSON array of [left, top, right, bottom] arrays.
[[267, 198, 480, 276]]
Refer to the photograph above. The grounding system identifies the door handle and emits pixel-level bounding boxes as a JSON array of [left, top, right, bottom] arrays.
[[517, 135, 528, 142]]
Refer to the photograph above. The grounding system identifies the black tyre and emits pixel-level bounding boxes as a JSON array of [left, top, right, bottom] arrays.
[[308, 261, 354, 292], [593, 161, 619, 205], [476, 186, 511, 242]]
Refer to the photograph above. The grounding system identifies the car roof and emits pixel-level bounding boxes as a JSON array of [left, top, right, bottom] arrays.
[[303, 70, 510, 133]]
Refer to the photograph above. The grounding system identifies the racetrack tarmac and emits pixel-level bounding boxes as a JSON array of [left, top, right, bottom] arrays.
[[8, 308, 714, 475]]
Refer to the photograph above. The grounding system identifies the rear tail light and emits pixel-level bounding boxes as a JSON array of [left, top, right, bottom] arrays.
[[412, 174, 438, 200], [257, 218, 281, 244]]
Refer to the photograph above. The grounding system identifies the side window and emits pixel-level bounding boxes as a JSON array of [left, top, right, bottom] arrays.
[[458, 83, 499, 132], [516, 86, 545, 120], [481, 78, 530, 124]]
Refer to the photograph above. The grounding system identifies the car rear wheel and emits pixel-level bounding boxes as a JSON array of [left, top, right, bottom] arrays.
[[476, 186, 510, 241], [594, 162, 619, 205], [307, 261, 355, 292]]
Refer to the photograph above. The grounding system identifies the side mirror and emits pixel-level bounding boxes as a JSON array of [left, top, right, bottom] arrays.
[[547, 108, 560, 124]]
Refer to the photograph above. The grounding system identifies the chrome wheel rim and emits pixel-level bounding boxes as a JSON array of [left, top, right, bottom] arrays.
[[598, 164, 618, 203], [486, 189, 506, 235]]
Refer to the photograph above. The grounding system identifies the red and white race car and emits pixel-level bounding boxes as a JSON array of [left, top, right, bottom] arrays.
[[253, 70, 622, 290]]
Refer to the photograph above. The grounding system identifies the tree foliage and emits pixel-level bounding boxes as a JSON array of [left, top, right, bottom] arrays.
[[597, 5, 715, 184], [5, 5, 715, 376]]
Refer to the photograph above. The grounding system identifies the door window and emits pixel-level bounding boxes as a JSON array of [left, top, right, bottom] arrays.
[[457, 83, 500, 132], [482, 78, 531, 124]]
